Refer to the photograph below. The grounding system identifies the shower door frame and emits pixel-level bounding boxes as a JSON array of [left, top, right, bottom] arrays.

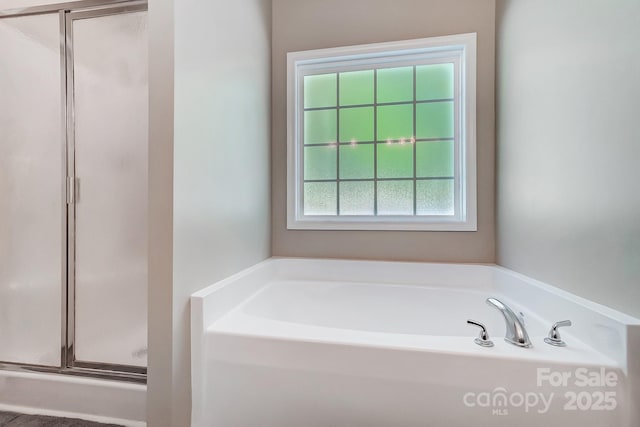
[[0, 0, 147, 384]]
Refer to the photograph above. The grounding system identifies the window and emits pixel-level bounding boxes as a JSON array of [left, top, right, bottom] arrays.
[[287, 33, 476, 231]]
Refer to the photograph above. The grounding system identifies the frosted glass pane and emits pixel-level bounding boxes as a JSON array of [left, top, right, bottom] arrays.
[[304, 73, 336, 108], [304, 109, 337, 144], [377, 143, 413, 178], [0, 13, 62, 366], [416, 63, 454, 100], [73, 11, 148, 367], [339, 181, 374, 215], [339, 70, 374, 106], [416, 141, 454, 177], [339, 107, 374, 142], [416, 101, 454, 139], [416, 180, 454, 215], [377, 181, 413, 215], [377, 104, 413, 141], [339, 144, 374, 179], [304, 182, 336, 215], [377, 67, 413, 103], [305, 146, 337, 180]]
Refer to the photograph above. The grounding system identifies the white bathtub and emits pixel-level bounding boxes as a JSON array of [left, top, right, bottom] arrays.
[[191, 258, 640, 427], [0, 369, 146, 426]]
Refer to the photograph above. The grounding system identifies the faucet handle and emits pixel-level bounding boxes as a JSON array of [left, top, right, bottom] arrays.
[[467, 320, 494, 347], [544, 320, 572, 347]]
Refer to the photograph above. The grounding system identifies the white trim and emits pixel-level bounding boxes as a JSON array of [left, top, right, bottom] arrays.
[[287, 33, 477, 231]]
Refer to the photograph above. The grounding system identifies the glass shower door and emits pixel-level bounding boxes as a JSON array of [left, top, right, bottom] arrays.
[[0, 13, 64, 367], [68, 7, 148, 369]]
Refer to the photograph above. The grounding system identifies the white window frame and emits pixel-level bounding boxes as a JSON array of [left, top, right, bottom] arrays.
[[287, 33, 477, 231]]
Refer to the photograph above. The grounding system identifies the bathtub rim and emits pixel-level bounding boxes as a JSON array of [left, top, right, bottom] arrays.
[[192, 257, 640, 327]]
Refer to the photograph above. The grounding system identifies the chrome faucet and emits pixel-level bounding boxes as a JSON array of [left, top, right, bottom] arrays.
[[486, 297, 532, 348]]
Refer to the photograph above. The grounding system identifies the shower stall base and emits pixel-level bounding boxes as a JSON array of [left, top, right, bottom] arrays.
[[0, 411, 122, 427], [0, 370, 145, 427]]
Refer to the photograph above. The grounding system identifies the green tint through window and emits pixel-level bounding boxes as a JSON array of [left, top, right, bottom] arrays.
[[416, 141, 454, 178], [304, 74, 336, 108], [339, 144, 374, 179], [416, 63, 454, 100], [377, 142, 413, 179], [304, 109, 336, 144], [377, 67, 413, 103], [377, 104, 413, 141], [339, 107, 374, 142], [304, 145, 337, 180], [416, 101, 454, 139], [339, 70, 374, 106]]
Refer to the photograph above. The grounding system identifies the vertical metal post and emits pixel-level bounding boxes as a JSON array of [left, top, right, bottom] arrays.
[[64, 10, 77, 369], [59, 9, 69, 369]]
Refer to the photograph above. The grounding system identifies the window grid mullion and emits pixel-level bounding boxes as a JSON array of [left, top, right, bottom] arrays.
[[336, 73, 340, 215], [304, 177, 454, 183], [373, 69, 378, 216], [303, 137, 453, 147], [303, 98, 454, 112], [412, 65, 417, 216]]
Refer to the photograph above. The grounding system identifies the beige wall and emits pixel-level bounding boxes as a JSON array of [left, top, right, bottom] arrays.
[[271, 0, 496, 263], [148, 0, 271, 426], [147, 0, 174, 425], [496, 0, 640, 318]]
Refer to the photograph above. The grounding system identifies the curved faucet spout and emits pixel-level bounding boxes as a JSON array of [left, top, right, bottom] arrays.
[[486, 297, 532, 348]]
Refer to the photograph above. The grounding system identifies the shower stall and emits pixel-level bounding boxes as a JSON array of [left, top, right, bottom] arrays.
[[0, 0, 148, 414]]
